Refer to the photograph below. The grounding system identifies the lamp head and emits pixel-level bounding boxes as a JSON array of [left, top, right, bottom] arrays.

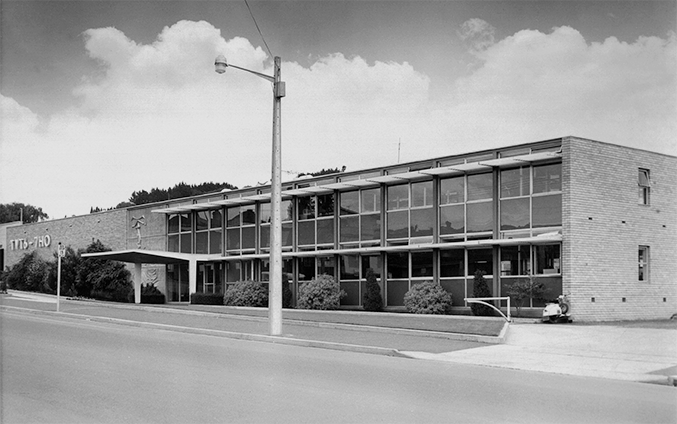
[[214, 55, 228, 74]]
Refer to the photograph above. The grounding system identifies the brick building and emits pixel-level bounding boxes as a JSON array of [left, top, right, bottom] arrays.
[[4, 136, 675, 321]]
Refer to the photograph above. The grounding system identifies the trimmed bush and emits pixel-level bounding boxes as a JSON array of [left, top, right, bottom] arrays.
[[223, 280, 268, 307], [403, 281, 452, 314], [191, 292, 224, 305], [141, 283, 166, 304], [471, 270, 494, 316], [297, 274, 346, 310], [363, 268, 383, 312]]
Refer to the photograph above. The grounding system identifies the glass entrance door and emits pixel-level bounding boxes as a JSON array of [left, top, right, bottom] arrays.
[[167, 262, 190, 302]]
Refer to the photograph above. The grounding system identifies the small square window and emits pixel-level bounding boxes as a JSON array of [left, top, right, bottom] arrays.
[[638, 169, 650, 205], [638, 246, 649, 281]]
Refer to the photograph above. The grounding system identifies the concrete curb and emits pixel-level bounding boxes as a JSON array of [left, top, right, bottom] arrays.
[[1, 305, 407, 358], [25, 297, 508, 344]]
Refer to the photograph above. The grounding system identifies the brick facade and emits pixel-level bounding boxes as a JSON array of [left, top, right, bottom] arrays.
[[5, 209, 128, 265], [562, 137, 677, 320]]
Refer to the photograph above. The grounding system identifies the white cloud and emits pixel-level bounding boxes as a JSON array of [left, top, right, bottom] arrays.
[[1, 21, 675, 219], [445, 26, 676, 154]]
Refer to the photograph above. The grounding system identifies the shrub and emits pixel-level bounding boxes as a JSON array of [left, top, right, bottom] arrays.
[[296, 274, 346, 310], [89, 264, 133, 303], [4, 251, 48, 293], [505, 277, 547, 317], [223, 281, 268, 307], [403, 281, 452, 314], [191, 292, 224, 305], [129, 283, 166, 304], [471, 270, 494, 316], [363, 268, 383, 312]]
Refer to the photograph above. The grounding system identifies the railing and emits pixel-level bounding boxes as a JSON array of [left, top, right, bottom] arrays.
[[464, 296, 511, 322]]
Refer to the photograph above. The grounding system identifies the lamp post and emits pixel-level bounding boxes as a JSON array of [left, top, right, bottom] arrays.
[[57, 242, 66, 312], [215, 55, 285, 336]]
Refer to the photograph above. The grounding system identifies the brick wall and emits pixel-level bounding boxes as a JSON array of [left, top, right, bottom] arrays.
[[5, 209, 128, 266], [563, 137, 677, 321], [4, 206, 170, 294]]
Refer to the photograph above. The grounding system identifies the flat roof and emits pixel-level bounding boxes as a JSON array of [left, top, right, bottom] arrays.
[[152, 150, 561, 215]]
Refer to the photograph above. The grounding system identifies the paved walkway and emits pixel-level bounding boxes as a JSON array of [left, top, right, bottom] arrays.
[[2, 291, 676, 386]]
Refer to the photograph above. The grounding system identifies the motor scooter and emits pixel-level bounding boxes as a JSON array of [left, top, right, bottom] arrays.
[[542, 294, 572, 323]]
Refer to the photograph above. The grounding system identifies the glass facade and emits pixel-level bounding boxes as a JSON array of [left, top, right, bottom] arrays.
[[164, 154, 563, 308]]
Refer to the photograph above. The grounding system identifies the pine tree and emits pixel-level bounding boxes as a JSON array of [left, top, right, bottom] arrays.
[[363, 268, 383, 312], [471, 270, 494, 316]]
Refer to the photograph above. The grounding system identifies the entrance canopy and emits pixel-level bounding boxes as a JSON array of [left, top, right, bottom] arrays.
[[81, 249, 192, 264]]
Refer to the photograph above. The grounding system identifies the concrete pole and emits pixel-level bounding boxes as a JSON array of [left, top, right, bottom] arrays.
[[56, 243, 62, 312], [134, 263, 142, 304], [269, 56, 283, 336]]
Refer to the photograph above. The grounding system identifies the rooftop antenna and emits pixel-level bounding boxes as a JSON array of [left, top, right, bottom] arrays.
[[398, 138, 401, 163]]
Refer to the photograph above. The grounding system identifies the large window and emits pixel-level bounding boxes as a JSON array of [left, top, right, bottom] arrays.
[[638, 169, 650, 205], [500, 245, 531, 276], [534, 244, 561, 275], [440, 176, 465, 237], [466, 173, 494, 236], [500, 167, 530, 234], [195, 209, 222, 254], [531, 163, 562, 232], [387, 181, 433, 243], [260, 200, 294, 250], [340, 188, 382, 247], [226, 205, 256, 254], [298, 195, 331, 248], [167, 213, 192, 253]]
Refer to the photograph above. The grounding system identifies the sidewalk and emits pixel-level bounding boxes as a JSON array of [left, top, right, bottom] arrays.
[[2, 291, 676, 385]]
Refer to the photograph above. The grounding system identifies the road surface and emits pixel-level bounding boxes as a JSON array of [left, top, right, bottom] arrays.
[[2, 310, 675, 423]]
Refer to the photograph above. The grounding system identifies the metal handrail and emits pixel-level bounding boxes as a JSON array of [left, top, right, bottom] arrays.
[[464, 296, 511, 322]]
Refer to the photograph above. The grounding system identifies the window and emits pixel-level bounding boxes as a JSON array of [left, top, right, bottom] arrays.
[[226, 205, 256, 254], [195, 209, 223, 254], [535, 244, 560, 275], [500, 245, 531, 276], [260, 200, 293, 250], [533, 163, 561, 194], [639, 169, 650, 205], [638, 246, 649, 281], [340, 189, 382, 246], [167, 213, 192, 253]]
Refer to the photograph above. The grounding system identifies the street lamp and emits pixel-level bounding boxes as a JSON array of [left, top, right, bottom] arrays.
[[215, 54, 285, 336]]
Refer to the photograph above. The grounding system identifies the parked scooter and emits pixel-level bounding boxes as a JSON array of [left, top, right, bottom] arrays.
[[542, 294, 572, 323]]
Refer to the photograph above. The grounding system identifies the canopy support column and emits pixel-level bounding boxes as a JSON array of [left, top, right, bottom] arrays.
[[189, 259, 197, 300], [134, 263, 142, 304]]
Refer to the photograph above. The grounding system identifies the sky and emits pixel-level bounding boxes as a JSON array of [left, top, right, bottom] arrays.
[[1, 0, 675, 220]]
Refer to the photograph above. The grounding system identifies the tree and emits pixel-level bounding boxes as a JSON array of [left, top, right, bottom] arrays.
[[282, 273, 293, 308], [0, 202, 49, 223], [297, 166, 346, 178], [470, 270, 494, 316], [363, 268, 383, 312], [505, 276, 547, 317], [3, 251, 48, 292], [45, 245, 81, 297], [76, 239, 131, 302]]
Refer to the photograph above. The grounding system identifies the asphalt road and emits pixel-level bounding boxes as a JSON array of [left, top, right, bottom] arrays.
[[2, 310, 675, 424]]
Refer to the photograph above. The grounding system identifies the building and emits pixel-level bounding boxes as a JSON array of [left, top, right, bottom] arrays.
[[4, 136, 676, 321]]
